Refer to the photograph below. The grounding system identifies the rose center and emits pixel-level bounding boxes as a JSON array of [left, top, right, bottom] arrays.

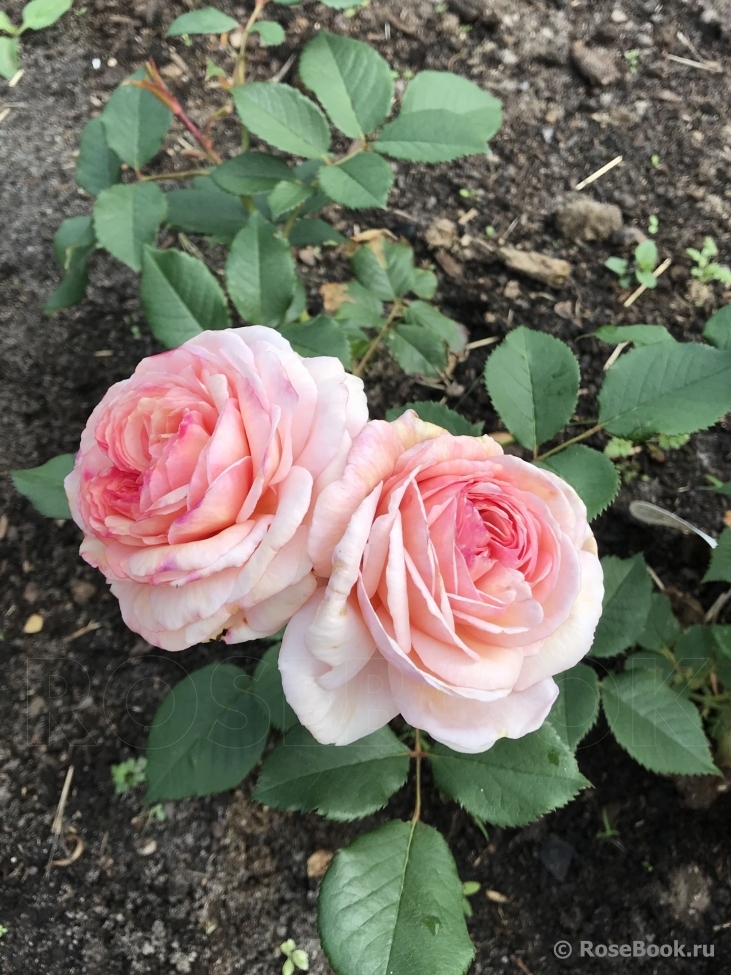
[[456, 492, 533, 573]]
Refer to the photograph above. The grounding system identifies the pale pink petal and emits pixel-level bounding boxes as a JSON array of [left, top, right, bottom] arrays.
[[225, 572, 317, 643]]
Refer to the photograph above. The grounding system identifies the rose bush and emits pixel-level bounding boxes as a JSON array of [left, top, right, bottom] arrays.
[[280, 411, 604, 753], [65, 327, 368, 650]]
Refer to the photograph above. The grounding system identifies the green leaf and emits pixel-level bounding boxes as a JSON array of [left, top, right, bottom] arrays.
[[101, 70, 173, 169], [593, 324, 674, 347], [279, 315, 351, 368], [0, 13, 18, 35], [146, 663, 269, 802], [93, 182, 167, 272], [403, 300, 467, 354], [233, 82, 331, 159], [165, 179, 249, 240], [412, 268, 437, 299], [401, 71, 501, 142], [635, 239, 658, 271], [250, 21, 286, 46], [430, 724, 589, 827], [0, 36, 20, 79], [590, 554, 652, 658], [598, 343, 731, 439], [333, 280, 384, 323], [703, 305, 731, 350], [536, 445, 620, 521], [601, 670, 718, 776], [605, 256, 628, 276], [141, 247, 230, 348], [45, 215, 96, 313], [21, 0, 72, 31], [385, 401, 483, 436], [319, 153, 394, 209], [11, 454, 75, 518], [546, 663, 600, 750], [318, 820, 474, 975], [299, 30, 393, 139], [254, 726, 409, 821], [703, 528, 731, 583], [638, 593, 680, 651], [252, 643, 298, 732], [484, 326, 580, 451], [385, 324, 447, 377], [284, 276, 307, 323], [211, 152, 296, 195], [76, 117, 122, 196], [374, 111, 486, 163], [289, 218, 346, 247], [636, 269, 658, 289], [268, 180, 313, 220], [166, 7, 239, 36], [350, 239, 416, 300], [226, 211, 296, 326]]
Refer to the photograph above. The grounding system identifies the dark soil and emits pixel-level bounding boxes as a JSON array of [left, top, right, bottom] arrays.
[[2, 0, 731, 973]]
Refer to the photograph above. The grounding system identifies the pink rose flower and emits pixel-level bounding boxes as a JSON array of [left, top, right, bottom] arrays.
[[280, 411, 603, 753], [65, 328, 368, 651]]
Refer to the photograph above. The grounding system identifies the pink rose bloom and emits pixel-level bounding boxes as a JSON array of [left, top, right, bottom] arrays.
[[65, 327, 368, 651], [280, 412, 603, 753]]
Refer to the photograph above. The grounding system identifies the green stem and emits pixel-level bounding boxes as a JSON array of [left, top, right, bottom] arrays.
[[138, 169, 210, 182], [536, 424, 603, 462], [233, 0, 269, 88], [353, 301, 402, 378], [281, 201, 306, 239], [412, 729, 422, 823]]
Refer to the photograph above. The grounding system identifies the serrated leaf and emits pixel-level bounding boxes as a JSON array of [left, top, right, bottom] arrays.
[[350, 239, 415, 300], [166, 7, 239, 36], [141, 247, 230, 348], [385, 324, 447, 377], [94, 182, 167, 272], [412, 268, 437, 299], [484, 326, 580, 451], [401, 71, 501, 143], [0, 36, 20, 79], [253, 726, 409, 820], [319, 153, 394, 209], [374, 110, 486, 163], [101, 69, 173, 169], [403, 300, 467, 354], [268, 180, 313, 220], [252, 643, 298, 732], [165, 179, 249, 240], [638, 593, 680, 651], [318, 821, 474, 975], [146, 663, 269, 802], [21, 0, 71, 30], [386, 401, 483, 436], [211, 152, 296, 195], [76, 117, 122, 196], [598, 343, 731, 440], [45, 215, 96, 313], [299, 30, 393, 139], [536, 445, 619, 520], [430, 725, 589, 827], [226, 211, 295, 325], [601, 670, 718, 776], [250, 21, 285, 45], [593, 324, 674, 347], [703, 528, 731, 583], [11, 454, 75, 518], [703, 305, 731, 350], [284, 276, 307, 324], [289, 218, 346, 247], [591, 554, 652, 658], [233, 82, 330, 159], [546, 663, 600, 750], [279, 315, 351, 368]]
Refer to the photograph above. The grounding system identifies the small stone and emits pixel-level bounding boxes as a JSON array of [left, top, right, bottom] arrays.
[[23, 614, 44, 634], [504, 280, 521, 299], [571, 41, 621, 85], [555, 196, 623, 241], [611, 7, 628, 22], [138, 839, 157, 856], [425, 218, 458, 250], [71, 579, 96, 605], [23, 582, 39, 603], [307, 849, 334, 879], [500, 49, 519, 67], [27, 695, 46, 719]]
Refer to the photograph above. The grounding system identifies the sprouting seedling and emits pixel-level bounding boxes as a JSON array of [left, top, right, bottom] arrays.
[[461, 881, 481, 917], [0, 0, 73, 83], [459, 188, 479, 200], [111, 756, 148, 794], [687, 238, 731, 286], [629, 501, 718, 549], [648, 214, 659, 235], [624, 49, 640, 73], [0, 924, 7, 939], [280, 939, 309, 975], [596, 808, 620, 840], [605, 239, 659, 290]]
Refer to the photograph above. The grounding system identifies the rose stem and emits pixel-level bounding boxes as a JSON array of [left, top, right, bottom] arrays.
[[353, 301, 403, 378], [412, 729, 423, 823], [536, 424, 603, 462]]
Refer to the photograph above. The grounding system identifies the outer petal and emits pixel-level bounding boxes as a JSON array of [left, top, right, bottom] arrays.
[[279, 589, 398, 745]]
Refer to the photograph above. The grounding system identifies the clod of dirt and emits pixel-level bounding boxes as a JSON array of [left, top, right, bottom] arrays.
[[571, 40, 622, 85], [661, 864, 712, 924], [675, 772, 731, 810], [497, 246, 572, 286], [555, 196, 623, 241], [426, 218, 458, 250], [539, 834, 576, 882], [70, 579, 96, 604], [435, 249, 464, 280], [306, 849, 334, 879]]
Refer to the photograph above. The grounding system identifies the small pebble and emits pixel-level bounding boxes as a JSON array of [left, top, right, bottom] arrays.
[[92, 58, 101, 69], [23, 614, 44, 634]]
